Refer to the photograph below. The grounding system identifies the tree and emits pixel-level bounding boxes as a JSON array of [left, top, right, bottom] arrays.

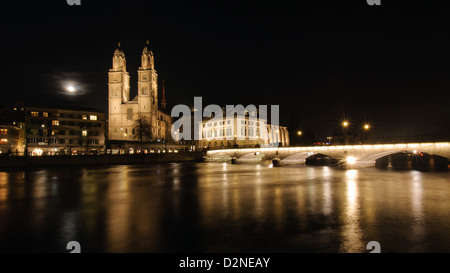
[[131, 117, 152, 142]]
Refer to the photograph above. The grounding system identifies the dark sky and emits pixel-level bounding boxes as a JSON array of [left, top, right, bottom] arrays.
[[1, 0, 450, 139]]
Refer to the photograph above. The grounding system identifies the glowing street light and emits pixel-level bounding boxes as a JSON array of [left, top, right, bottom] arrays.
[[342, 121, 349, 127], [363, 124, 370, 130], [346, 156, 357, 165], [297, 130, 302, 136]]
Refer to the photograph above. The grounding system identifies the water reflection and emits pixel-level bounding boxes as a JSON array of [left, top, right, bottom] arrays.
[[339, 170, 364, 253], [0, 163, 448, 253], [410, 171, 424, 250]]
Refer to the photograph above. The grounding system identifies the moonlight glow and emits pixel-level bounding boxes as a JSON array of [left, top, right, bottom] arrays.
[[66, 85, 76, 93]]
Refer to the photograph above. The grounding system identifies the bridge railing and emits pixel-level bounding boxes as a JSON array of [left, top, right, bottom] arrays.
[[299, 135, 450, 146]]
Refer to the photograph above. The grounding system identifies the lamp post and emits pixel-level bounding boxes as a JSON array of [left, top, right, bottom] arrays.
[[297, 130, 302, 146], [362, 123, 370, 144], [342, 121, 350, 145]]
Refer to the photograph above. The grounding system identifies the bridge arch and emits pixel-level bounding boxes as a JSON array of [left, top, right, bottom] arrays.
[[208, 153, 232, 162], [358, 150, 408, 162], [344, 148, 450, 169], [233, 152, 266, 163], [280, 152, 314, 164]]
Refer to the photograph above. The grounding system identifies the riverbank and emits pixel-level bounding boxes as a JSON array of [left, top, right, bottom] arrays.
[[0, 151, 205, 169]]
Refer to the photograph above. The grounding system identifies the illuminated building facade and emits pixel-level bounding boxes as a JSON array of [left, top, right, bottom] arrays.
[[0, 122, 25, 155], [108, 41, 172, 143], [198, 113, 289, 149], [1, 103, 106, 155]]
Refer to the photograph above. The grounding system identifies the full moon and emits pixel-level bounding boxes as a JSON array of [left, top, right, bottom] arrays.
[[66, 85, 76, 93]]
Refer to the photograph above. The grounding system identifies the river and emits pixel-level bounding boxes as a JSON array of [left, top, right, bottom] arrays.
[[0, 162, 449, 253]]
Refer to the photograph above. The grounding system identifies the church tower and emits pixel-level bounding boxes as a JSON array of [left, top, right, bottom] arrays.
[[137, 40, 158, 139], [107, 40, 172, 143], [108, 42, 130, 140]]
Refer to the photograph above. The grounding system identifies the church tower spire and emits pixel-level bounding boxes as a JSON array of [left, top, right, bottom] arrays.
[[141, 40, 154, 70], [112, 42, 127, 72], [137, 40, 158, 139]]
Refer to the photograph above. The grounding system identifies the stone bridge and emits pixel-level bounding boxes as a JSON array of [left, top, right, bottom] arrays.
[[206, 142, 450, 168]]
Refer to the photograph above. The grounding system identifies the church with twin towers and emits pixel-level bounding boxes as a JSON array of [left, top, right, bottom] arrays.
[[108, 41, 172, 142]]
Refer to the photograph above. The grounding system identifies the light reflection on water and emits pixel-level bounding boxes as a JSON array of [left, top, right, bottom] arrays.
[[0, 162, 449, 253]]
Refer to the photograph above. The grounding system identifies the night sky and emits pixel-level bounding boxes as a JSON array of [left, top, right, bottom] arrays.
[[1, 0, 450, 140]]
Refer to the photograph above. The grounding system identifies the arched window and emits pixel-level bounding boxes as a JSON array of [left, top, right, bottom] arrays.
[[127, 108, 133, 120]]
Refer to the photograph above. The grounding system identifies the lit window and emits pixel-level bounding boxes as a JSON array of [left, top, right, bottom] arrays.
[[52, 120, 59, 126], [0, 129, 7, 135], [43, 112, 48, 117], [31, 112, 39, 117], [13, 108, 17, 111], [82, 115, 87, 120], [90, 115, 97, 120], [82, 130, 87, 136], [0, 139, 7, 144]]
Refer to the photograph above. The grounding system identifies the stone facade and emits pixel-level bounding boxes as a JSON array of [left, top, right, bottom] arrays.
[[108, 41, 172, 143], [198, 114, 289, 149]]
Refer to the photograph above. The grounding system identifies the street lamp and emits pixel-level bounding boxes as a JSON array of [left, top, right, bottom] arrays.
[[297, 130, 302, 136], [341, 120, 350, 145], [363, 124, 370, 130]]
